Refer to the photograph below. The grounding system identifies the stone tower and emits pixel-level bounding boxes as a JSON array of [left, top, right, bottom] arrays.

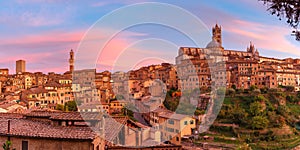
[[69, 49, 74, 72], [212, 24, 222, 46], [16, 60, 26, 74]]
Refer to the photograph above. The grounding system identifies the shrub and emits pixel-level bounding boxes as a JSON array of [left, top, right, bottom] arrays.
[[226, 88, 236, 97], [285, 86, 295, 92]]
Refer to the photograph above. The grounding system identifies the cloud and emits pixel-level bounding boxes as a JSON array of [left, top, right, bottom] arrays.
[[0, 26, 150, 73], [0, 1, 73, 27], [189, 2, 299, 58], [73, 27, 149, 71], [223, 19, 300, 57], [91, 0, 149, 7], [0, 29, 86, 73], [0, 30, 83, 46], [20, 11, 62, 27]]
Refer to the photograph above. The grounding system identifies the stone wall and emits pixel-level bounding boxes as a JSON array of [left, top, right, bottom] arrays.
[[0, 136, 95, 150]]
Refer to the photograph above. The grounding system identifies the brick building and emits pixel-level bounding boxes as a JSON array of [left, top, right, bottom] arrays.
[[176, 24, 300, 91]]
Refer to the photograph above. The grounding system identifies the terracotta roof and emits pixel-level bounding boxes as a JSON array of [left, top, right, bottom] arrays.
[[25, 111, 103, 121], [158, 111, 189, 120], [152, 107, 171, 113], [50, 112, 103, 121], [25, 110, 61, 118], [27, 87, 48, 94], [0, 118, 96, 140], [104, 116, 126, 141], [0, 103, 26, 109], [44, 81, 62, 88], [0, 113, 24, 119], [110, 100, 128, 103]]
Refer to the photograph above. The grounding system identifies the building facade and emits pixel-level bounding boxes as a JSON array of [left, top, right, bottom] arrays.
[[176, 24, 300, 91]]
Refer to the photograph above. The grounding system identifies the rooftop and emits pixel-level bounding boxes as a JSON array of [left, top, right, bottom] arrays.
[[0, 115, 96, 140]]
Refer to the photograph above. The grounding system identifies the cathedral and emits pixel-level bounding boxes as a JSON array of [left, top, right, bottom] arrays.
[[176, 24, 300, 91]]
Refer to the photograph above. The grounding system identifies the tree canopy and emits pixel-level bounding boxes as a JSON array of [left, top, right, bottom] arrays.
[[259, 0, 300, 40]]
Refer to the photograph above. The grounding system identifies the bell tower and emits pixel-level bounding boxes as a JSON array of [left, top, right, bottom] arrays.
[[212, 24, 222, 46], [69, 49, 74, 72]]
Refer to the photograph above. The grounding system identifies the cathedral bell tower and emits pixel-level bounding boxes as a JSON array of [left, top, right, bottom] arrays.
[[69, 49, 74, 72], [212, 24, 222, 47]]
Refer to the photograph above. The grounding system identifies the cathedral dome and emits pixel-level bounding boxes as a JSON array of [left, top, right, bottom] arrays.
[[206, 38, 221, 49]]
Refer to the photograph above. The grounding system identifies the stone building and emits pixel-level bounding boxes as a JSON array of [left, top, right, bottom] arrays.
[[0, 69, 9, 76], [16, 60, 26, 74], [176, 24, 300, 91]]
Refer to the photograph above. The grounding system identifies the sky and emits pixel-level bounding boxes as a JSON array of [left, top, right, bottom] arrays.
[[0, 0, 299, 74]]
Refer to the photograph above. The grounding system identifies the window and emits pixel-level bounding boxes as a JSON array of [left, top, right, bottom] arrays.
[[22, 141, 28, 150], [168, 119, 174, 125], [184, 121, 188, 125], [190, 120, 194, 124]]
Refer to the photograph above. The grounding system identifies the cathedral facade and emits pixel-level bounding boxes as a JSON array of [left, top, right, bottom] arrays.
[[176, 24, 300, 91]]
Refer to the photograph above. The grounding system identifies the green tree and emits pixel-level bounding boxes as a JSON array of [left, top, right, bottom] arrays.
[[194, 108, 205, 116], [260, 87, 268, 94], [267, 111, 284, 128], [65, 101, 78, 111], [249, 101, 264, 116], [175, 102, 196, 115], [251, 116, 269, 129], [232, 105, 248, 125], [285, 86, 295, 92], [297, 91, 300, 98], [277, 105, 290, 117], [2, 140, 13, 150], [231, 84, 237, 90], [55, 104, 64, 111], [250, 85, 258, 91], [252, 89, 261, 96], [286, 95, 296, 103], [255, 95, 267, 102], [226, 88, 236, 97], [122, 104, 137, 121], [259, 0, 300, 40]]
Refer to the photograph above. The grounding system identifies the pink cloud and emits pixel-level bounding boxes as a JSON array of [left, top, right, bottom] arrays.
[[0, 29, 86, 73], [223, 19, 300, 57], [0, 30, 84, 46], [95, 32, 145, 70], [91, 0, 149, 7]]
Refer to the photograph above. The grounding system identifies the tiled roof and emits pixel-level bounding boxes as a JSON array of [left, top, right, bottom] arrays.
[[50, 112, 103, 121], [110, 100, 128, 103], [158, 111, 189, 120], [44, 81, 62, 88], [104, 116, 126, 142], [152, 107, 171, 113], [25, 110, 61, 118], [0, 113, 24, 119], [26, 87, 48, 94], [0, 118, 96, 140], [0, 103, 23, 109], [25, 111, 103, 121]]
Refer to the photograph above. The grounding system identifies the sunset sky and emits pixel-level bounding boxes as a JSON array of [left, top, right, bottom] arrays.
[[0, 0, 299, 73]]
